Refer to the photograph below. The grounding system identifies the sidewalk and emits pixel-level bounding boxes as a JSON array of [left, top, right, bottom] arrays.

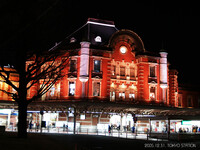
[[0, 132, 151, 150]]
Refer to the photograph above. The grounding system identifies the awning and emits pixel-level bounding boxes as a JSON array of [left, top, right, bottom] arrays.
[[1, 100, 200, 119]]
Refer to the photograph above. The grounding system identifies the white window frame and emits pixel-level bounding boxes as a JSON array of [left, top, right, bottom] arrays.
[[68, 81, 76, 96], [119, 92, 125, 100], [149, 85, 157, 101], [92, 81, 101, 97], [69, 59, 77, 72], [129, 93, 135, 99], [120, 66, 126, 76], [93, 59, 102, 73]]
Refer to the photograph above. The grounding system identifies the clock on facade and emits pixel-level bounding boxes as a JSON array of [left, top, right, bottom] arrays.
[[120, 46, 127, 54]]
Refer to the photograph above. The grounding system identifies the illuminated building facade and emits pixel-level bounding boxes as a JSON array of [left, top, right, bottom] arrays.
[[43, 18, 176, 105], [0, 18, 200, 134]]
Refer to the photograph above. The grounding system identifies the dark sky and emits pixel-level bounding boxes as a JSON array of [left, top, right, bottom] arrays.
[[0, 0, 199, 85]]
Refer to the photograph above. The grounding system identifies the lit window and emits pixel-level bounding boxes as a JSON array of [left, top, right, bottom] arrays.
[[120, 46, 127, 54], [111, 65, 116, 76], [150, 86, 156, 100], [95, 36, 102, 42], [93, 82, 100, 96], [119, 92, 125, 100], [110, 91, 115, 101], [50, 87, 55, 97], [129, 93, 135, 99], [70, 37, 76, 43], [94, 60, 101, 72], [69, 82, 75, 96]]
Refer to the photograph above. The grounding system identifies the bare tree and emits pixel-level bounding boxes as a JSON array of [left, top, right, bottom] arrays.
[[0, 50, 69, 138]]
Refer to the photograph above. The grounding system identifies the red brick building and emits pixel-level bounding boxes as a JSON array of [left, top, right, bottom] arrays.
[[39, 18, 178, 106], [0, 18, 200, 133]]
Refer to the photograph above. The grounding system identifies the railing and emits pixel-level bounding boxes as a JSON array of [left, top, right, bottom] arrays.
[[6, 126, 200, 142], [5, 126, 170, 141], [111, 75, 136, 81]]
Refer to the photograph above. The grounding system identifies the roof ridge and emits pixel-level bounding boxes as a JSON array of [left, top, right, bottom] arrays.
[[87, 18, 115, 25], [87, 18, 115, 27]]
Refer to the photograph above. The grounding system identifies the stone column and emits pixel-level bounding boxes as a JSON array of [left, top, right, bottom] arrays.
[[79, 42, 90, 98], [160, 51, 168, 103]]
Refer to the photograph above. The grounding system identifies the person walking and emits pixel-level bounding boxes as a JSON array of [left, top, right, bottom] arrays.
[[108, 125, 111, 135]]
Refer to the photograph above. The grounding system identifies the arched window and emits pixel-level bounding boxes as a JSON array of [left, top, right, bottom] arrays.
[[95, 36, 102, 42]]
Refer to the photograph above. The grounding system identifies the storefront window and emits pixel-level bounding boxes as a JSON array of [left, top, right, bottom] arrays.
[[151, 120, 167, 133]]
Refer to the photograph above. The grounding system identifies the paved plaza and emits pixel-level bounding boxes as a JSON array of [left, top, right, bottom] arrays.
[[1, 130, 200, 150], [0, 132, 152, 150]]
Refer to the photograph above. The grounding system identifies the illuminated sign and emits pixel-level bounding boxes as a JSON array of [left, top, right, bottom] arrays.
[[182, 120, 200, 126], [0, 109, 12, 115], [182, 120, 191, 125]]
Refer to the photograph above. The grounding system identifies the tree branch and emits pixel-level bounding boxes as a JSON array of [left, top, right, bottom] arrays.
[[0, 66, 19, 92]]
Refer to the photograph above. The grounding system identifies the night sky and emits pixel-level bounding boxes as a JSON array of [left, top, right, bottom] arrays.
[[0, 0, 199, 85]]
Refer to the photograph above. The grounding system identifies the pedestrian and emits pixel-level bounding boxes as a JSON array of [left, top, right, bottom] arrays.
[[198, 127, 200, 132], [108, 125, 111, 135], [132, 126, 135, 133], [36, 123, 39, 132], [66, 124, 68, 131], [63, 124, 66, 132], [111, 124, 114, 130], [29, 121, 32, 131]]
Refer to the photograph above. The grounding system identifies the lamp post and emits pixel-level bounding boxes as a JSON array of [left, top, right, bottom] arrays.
[[40, 110, 44, 133]]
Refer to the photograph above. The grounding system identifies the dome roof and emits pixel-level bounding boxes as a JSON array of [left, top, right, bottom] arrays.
[[109, 29, 145, 52]]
